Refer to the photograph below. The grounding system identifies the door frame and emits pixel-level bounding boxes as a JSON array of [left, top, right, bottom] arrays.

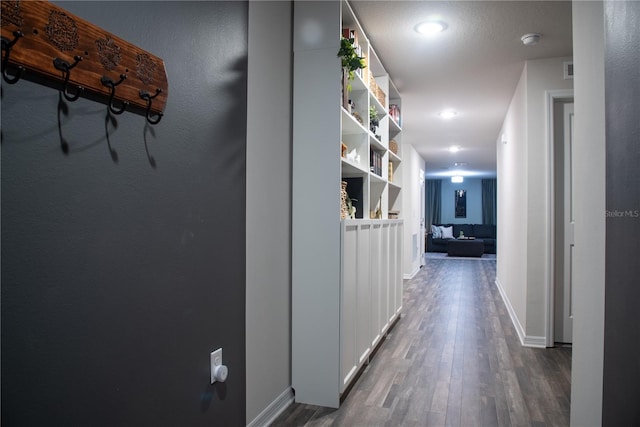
[[545, 89, 574, 347]]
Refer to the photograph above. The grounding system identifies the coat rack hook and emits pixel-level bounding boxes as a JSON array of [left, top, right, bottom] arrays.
[[53, 56, 84, 102], [1, 31, 25, 85], [139, 88, 163, 125], [101, 74, 129, 115]]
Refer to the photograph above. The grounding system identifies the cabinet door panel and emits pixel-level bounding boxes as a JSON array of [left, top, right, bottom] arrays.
[[388, 223, 396, 322], [395, 222, 403, 314], [340, 224, 358, 391], [380, 223, 390, 333], [356, 224, 371, 364], [370, 224, 382, 347]]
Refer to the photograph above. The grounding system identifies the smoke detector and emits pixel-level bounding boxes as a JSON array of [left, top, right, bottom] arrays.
[[521, 33, 541, 46]]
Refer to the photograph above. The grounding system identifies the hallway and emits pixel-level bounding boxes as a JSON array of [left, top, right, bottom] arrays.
[[273, 257, 571, 426]]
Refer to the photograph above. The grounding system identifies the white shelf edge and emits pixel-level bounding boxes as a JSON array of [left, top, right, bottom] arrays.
[[388, 181, 402, 190], [341, 107, 369, 135], [341, 157, 369, 175], [389, 117, 401, 133], [369, 134, 386, 152], [369, 91, 386, 114], [388, 78, 401, 100], [348, 71, 367, 93], [369, 172, 387, 184]]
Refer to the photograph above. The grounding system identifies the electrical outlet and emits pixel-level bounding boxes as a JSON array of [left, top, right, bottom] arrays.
[[210, 348, 228, 384], [211, 348, 222, 367]]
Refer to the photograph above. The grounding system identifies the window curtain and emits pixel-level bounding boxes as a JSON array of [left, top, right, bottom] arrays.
[[482, 178, 497, 225], [426, 179, 441, 229]]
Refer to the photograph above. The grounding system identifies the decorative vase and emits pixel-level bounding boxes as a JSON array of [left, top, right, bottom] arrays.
[[340, 181, 349, 219]]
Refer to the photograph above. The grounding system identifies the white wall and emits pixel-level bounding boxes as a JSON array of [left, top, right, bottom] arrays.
[[497, 66, 529, 338], [524, 57, 573, 337], [497, 56, 573, 345], [570, 1, 606, 424], [402, 144, 426, 279], [246, 2, 293, 424]]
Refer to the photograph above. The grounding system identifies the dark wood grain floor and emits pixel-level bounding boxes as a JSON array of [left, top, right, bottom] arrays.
[[272, 256, 571, 427]]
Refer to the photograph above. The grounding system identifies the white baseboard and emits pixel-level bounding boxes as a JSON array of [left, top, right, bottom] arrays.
[[247, 387, 294, 427], [494, 278, 526, 345], [404, 265, 421, 280], [494, 278, 547, 348], [523, 335, 547, 348]]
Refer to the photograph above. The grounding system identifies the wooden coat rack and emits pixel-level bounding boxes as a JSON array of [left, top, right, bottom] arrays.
[[1, 1, 168, 124]]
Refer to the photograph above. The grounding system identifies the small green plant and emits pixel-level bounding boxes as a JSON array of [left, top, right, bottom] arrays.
[[338, 37, 366, 81], [369, 106, 379, 124], [346, 195, 358, 219], [369, 106, 379, 132]]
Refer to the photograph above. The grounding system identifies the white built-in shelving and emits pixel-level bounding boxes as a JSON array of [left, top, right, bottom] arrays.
[[338, 31, 403, 220], [292, 0, 404, 408]]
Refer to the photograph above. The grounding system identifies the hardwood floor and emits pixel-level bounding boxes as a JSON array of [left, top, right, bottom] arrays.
[[272, 256, 572, 427]]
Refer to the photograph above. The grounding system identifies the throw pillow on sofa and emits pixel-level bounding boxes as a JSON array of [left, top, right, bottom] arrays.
[[441, 226, 454, 239], [431, 225, 441, 238]]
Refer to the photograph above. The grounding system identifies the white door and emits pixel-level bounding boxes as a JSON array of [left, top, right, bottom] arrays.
[[554, 102, 574, 343]]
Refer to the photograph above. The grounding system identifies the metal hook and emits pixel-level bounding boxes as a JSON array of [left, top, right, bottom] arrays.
[[1, 31, 25, 84], [139, 88, 163, 125], [53, 55, 84, 102], [101, 73, 129, 115]]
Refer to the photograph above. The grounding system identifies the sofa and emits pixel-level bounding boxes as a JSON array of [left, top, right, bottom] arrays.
[[427, 223, 496, 254]]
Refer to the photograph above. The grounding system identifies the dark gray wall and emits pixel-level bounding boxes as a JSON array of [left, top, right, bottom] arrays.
[[1, 2, 247, 425], [603, 1, 640, 425]]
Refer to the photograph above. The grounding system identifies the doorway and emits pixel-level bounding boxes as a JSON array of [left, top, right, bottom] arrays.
[[554, 100, 574, 344], [547, 91, 575, 346]]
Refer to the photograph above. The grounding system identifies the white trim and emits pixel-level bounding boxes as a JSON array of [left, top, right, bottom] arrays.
[[246, 387, 294, 427], [495, 278, 526, 346], [523, 335, 547, 348], [544, 89, 574, 348], [495, 279, 547, 348], [403, 265, 421, 280]]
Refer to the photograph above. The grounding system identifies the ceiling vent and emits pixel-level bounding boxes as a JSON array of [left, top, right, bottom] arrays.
[[564, 61, 574, 79]]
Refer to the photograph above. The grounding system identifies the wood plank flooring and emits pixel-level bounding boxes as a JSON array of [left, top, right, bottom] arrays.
[[272, 257, 572, 427]]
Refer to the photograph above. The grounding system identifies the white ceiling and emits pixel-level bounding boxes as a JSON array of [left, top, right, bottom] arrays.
[[349, 1, 573, 178]]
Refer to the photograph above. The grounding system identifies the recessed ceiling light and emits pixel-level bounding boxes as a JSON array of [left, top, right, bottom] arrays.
[[449, 146, 460, 153], [439, 109, 457, 119], [454, 162, 467, 167], [415, 20, 448, 35]]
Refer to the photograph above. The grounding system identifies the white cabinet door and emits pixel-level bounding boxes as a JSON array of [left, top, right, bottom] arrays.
[[387, 223, 397, 323], [356, 224, 372, 365], [395, 222, 404, 315], [370, 223, 382, 348], [340, 223, 358, 392], [380, 223, 390, 333]]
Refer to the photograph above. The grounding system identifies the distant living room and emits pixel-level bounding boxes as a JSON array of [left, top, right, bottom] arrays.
[[425, 177, 497, 259]]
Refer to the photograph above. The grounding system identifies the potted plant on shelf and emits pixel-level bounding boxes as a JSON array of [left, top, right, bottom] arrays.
[[346, 195, 358, 219], [338, 37, 366, 108], [369, 105, 380, 135]]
